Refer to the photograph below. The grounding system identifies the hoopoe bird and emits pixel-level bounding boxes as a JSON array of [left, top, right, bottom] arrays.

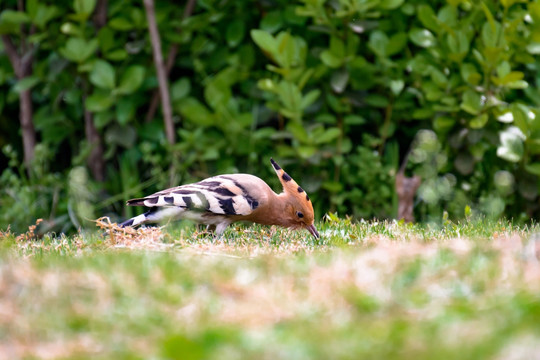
[[119, 159, 320, 238]]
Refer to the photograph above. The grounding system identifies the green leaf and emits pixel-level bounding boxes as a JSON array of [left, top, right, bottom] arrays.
[[329, 36, 345, 59], [117, 66, 145, 94], [105, 49, 128, 61], [511, 103, 529, 135], [172, 78, 191, 102], [257, 78, 277, 92], [497, 126, 525, 163], [273, 32, 306, 69], [61, 22, 81, 36], [380, 0, 404, 10], [330, 69, 349, 93], [0, 10, 30, 24], [300, 89, 320, 109], [97, 26, 114, 53], [250, 30, 276, 54], [409, 28, 436, 48], [501, 0, 517, 8], [470, 114, 488, 129], [366, 94, 389, 108], [434, 116, 455, 133], [430, 68, 447, 88], [109, 17, 133, 31], [13, 77, 40, 93], [27, 0, 39, 18], [438, 5, 457, 26], [260, 11, 283, 33], [493, 71, 524, 86], [460, 90, 482, 115], [90, 60, 116, 89], [0, 10, 30, 34], [94, 112, 113, 128], [506, 80, 528, 89], [344, 115, 366, 125], [386, 32, 408, 56], [460, 63, 481, 85], [287, 122, 309, 143], [226, 20, 245, 48], [526, 43, 540, 55], [417, 5, 439, 32], [390, 79, 404, 95], [105, 125, 136, 148], [176, 97, 214, 126], [320, 51, 342, 68], [30, 4, 59, 28], [368, 31, 389, 57], [116, 97, 136, 125], [85, 92, 114, 112], [446, 31, 469, 62], [480, 2, 496, 36], [59, 37, 98, 63], [481, 20, 500, 49], [525, 163, 540, 176], [315, 128, 341, 144], [74, 0, 97, 17], [297, 146, 317, 159]]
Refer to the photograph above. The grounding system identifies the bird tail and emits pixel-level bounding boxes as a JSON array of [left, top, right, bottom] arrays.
[[118, 212, 150, 228], [126, 198, 146, 206], [118, 207, 185, 228]]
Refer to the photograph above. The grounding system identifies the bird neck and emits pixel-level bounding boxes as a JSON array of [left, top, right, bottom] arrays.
[[265, 192, 292, 226]]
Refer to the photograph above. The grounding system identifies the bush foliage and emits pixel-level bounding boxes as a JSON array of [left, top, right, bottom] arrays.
[[1, 0, 540, 232]]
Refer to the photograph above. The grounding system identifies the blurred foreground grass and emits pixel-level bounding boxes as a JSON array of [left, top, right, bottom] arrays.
[[1, 217, 540, 359]]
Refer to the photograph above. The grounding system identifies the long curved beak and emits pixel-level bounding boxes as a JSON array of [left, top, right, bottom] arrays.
[[307, 224, 320, 239]]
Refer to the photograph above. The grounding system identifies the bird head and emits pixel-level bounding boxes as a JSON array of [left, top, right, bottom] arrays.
[[270, 158, 320, 239]]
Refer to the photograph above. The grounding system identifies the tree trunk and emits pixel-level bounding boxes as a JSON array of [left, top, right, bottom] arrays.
[[19, 89, 36, 166], [80, 0, 108, 182], [144, 0, 196, 123], [84, 102, 105, 181], [144, 0, 175, 144], [1, 34, 37, 168], [395, 149, 421, 223]]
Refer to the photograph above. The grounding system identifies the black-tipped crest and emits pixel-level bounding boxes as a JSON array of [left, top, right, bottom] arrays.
[[270, 158, 316, 236], [270, 158, 281, 170]]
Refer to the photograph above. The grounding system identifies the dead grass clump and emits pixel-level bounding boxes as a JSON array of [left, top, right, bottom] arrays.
[[95, 217, 169, 250], [15, 219, 43, 242]]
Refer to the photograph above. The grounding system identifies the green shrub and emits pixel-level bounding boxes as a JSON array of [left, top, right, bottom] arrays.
[[1, 0, 539, 233]]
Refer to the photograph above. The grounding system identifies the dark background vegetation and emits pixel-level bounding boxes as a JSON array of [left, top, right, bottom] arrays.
[[1, 0, 540, 233]]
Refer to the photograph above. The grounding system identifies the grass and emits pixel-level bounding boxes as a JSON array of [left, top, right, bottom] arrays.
[[1, 216, 540, 359]]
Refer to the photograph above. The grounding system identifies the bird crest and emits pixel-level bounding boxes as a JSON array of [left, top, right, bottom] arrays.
[[270, 158, 309, 199], [269, 158, 316, 236]]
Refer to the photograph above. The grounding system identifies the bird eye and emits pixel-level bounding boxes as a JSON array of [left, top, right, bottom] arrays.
[[296, 211, 304, 218]]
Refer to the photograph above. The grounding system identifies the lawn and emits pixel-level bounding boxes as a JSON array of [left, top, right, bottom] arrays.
[[1, 217, 540, 359]]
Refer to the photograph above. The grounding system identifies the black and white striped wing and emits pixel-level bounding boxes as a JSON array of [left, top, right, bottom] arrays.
[[126, 175, 260, 216]]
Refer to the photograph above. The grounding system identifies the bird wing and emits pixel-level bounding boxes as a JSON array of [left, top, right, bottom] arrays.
[[125, 175, 263, 216]]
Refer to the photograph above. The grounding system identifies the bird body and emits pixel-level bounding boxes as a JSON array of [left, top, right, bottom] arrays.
[[119, 159, 319, 238]]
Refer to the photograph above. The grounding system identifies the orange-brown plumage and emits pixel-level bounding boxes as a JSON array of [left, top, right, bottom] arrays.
[[119, 158, 319, 238]]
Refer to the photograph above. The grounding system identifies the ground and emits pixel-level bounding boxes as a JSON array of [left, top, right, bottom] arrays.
[[1, 217, 540, 359]]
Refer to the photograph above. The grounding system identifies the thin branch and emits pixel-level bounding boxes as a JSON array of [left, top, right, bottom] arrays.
[[1, 35, 21, 77], [144, 0, 196, 123], [2, 31, 37, 167], [94, 0, 108, 28], [82, 0, 108, 181], [84, 92, 105, 182], [19, 89, 36, 166], [143, 0, 175, 144]]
